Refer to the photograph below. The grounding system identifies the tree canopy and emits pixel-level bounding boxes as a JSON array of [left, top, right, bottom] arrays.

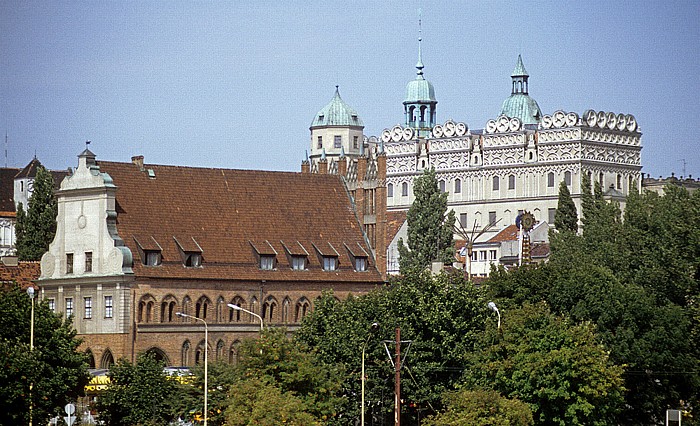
[[398, 168, 456, 273], [16, 165, 57, 261], [96, 353, 181, 426], [554, 180, 578, 232], [0, 284, 89, 424]]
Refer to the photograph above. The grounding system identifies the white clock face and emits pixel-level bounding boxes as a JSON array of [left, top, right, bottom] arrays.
[[606, 112, 617, 130], [486, 120, 497, 134], [553, 110, 566, 128], [432, 124, 444, 138], [541, 115, 552, 129], [626, 114, 637, 132], [616, 113, 626, 131], [597, 111, 607, 128], [402, 127, 414, 141], [584, 110, 597, 127], [566, 112, 579, 127], [509, 117, 521, 132]]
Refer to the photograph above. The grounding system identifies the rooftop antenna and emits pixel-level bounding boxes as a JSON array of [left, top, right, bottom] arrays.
[[86, 140, 91, 149], [680, 159, 686, 177], [4, 131, 7, 168]]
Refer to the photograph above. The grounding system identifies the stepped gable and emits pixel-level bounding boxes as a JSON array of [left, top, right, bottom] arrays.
[[96, 160, 383, 283]]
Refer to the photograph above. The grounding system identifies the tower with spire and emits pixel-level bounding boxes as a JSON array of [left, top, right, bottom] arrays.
[[403, 12, 437, 137], [500, 55, 542, 125]]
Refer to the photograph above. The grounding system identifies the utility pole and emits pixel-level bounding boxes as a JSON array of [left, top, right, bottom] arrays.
[[394, 327, 401, 426]]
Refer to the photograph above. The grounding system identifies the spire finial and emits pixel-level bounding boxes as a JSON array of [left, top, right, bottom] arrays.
[[416, 8, 424, 77]]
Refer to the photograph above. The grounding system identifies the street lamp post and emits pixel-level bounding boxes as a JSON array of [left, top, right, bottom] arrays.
[[27, 286, 35, 426], [176, 313, 208, 426], [227, 304, 263, 331], [361, 322, 379, 426], [488, 301, 501, 329]]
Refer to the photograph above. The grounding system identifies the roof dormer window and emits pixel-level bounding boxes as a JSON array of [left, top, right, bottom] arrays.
[[260, 255, 275, 270], [145, 251, 162, 266], [174, 236, 203, 268], [322, 256, 338, 271], [291, 255, 306, 270], [134, 236, 163, 267], [354, 257, 367, 272], [345, 242, 370, 272]]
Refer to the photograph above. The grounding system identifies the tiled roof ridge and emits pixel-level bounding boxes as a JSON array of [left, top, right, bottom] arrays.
[[96, 159, 343, 179]]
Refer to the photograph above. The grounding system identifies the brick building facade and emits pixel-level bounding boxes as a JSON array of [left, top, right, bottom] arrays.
[[38, 149, 386, 368]]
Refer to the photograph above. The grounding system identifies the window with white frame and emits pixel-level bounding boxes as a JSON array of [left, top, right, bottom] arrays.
[[66, 253, 74, 274], [565, 171, 572, 186], [479, 251, 487, 261], [508, 175, 516, 190], [84, 297, 92, 319], [454, 178, 461, 193], [439, 180, 446, 193], [459, 213, 467, 228], [401, 182, 408, 197], [547, 172, 555, 187], [322, 256, 337, 271], [291, 255, 306, 271], [489, 250, 497, 261], [387, 183, 394, 198], [354, 257, 367, 272], [353, 136, 358, 149], [548, 208, 556, 224], [489, 211, 497, 226], [85, 252, 92, 272], [334, 135, 341, 148], [317, 136, 322, 149], [105, 296, 113, 318], [260, 255, 275, 270], [48, 298, 55, 313], [492, 176, 500, 191], [65, 297, 73, 318]]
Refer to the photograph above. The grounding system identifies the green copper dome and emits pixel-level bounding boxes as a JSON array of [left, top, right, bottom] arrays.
[[311, 87, 364, 128], [501, 94, 542, 125], [500, 55, 542, 125]]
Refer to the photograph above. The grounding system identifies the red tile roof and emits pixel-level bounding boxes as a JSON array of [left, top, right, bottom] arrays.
[[0, 260, 40, 289], [386, 210, 407, 243], [97, 161, 384, 284], [488, 225, 520, 243]]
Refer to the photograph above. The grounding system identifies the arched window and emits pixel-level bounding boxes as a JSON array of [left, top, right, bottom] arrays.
[[195, 296, 211, 320], [195, 340, 207, 365], [508, 174, 516, 190], [146, 301, 154, 323], [547, 172, 555, 188], [160, 295, 179, 323], [282, 297, 291, 324], [295, 297, 311, 323], [216, 297, 225, 323], [454, 178, 461, 193], [101, 349, 114, 369], [492, 176, 500, 191], [228, 296, 245, 322], [617, 174, 622, 189], [250, 297, 258, 323], [216, 340, 225, 361], [262, 296, 277, 323], [599, 172, 604, 188], [181, 296, 191, 320], [145, 347, 169, 365], [401, 182, 408, 197], [229, 341, 241, 365], [439, 180, 446, 193], [565, 171, 572, 186], [181, 341, 191, 366], [138, 301, 145, 323], [387, 183, 394, 198], [85, 349, 96, 369]]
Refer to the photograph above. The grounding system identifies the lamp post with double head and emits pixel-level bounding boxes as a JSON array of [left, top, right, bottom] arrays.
[[176, 312, 208, 426], [27, 286, 35, 426], [361, 322, 379, 426]]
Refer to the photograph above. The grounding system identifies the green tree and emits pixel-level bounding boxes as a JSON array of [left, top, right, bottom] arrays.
[[554, 180, 578, 232], [225, 377, 320, 426], [0, 284, 89, 424], [297, 271, 488, 424], [463, 302, 625, 426], [96, 353, 182, 426], [179, 360, 238, 426], [398, 168, 456, 273], [422, 389, 533, 426], [16, 165, 57, 260], [232, 328, 346, 424]]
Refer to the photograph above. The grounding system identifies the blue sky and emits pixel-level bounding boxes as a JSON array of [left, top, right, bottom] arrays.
[[1, 1, 699, 179]]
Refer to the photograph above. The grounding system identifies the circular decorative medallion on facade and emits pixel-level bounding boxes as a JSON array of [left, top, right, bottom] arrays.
[[77, 215, 87, 229]]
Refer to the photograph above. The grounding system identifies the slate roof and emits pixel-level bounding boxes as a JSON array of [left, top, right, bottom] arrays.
[[96, 161, 384, 284], [0, 168, 20, 214]]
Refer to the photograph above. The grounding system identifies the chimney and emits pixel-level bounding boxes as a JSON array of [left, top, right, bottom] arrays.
[[318, 158, 328, 174], [132, 155, 144, 171], [357, 155, 368, 182], [301, 160, 310, 174], [338, 157, 347, 177]]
